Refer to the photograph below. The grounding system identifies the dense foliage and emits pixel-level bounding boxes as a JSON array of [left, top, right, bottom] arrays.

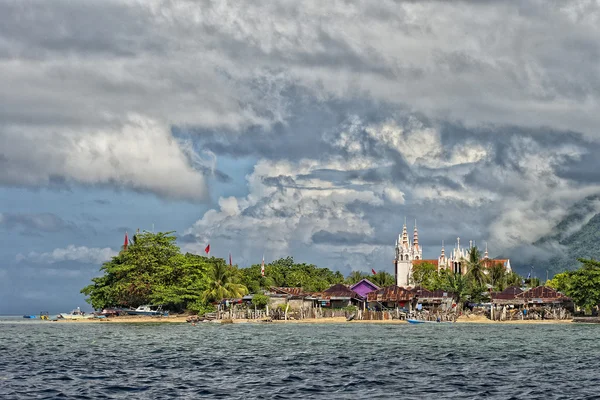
[[82, 233, 344, 312], [545, 258, 600, 310], [238, 256, 344, 293], [81, 232, 242, 312]]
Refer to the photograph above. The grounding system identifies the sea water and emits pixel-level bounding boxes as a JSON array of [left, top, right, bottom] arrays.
[[0, 319, 598, 399]]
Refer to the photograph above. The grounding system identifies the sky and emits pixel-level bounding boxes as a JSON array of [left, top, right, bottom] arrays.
[[2, 0, 600, 313]]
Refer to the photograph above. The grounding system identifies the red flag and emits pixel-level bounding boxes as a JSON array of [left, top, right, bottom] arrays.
[[229, 253, 232, 266], [371, 268, 376, 275], [204, 244, 210, 254], [123, 232, 129, 251], [261, 254, 265, 277]]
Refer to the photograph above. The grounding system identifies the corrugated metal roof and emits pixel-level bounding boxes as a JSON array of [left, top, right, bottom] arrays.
[[516, 286, 570, 300], [411, 287, 452, 298], [318, 283, 361, 300], [491, 286, 523, 300], [269, 287, 309, 297], [367, 285, 413, 302]]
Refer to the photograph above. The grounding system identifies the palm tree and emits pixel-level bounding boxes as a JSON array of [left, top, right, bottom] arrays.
[[464, 246, 486, 287], [444, 272, 468, 307], [346, 271, 367, 285], [506, 271, 522, 287], [202, 262, 248, 303], [372, 271, 395, 287], [488, 262, 507, 291]]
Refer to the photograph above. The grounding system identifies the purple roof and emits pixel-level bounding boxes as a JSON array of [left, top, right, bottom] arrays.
[[350, 279, 380, 298]]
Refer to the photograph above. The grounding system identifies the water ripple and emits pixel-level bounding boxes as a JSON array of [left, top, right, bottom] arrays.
[[1, 321, 600, 399]]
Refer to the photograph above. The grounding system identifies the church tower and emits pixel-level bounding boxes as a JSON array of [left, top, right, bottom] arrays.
[[394, 218, 416, 287]]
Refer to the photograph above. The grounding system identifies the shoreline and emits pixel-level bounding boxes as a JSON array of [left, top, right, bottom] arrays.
[[53, 315, 574, 325]]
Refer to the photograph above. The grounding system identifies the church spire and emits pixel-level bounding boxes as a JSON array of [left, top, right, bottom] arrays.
[[484, 242, 489, 258], [413, 219, 419, 248], [401, 218, 409, 248]]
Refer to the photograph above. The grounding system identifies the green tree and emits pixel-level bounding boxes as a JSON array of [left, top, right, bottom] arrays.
[[506, 271, 523, 287], [372, 271, 396, 287], [411, 262, 438, 290], [488, 262, 507, 291], [467, 281, 490, 304], [464, 246, 486, 286], [81, 231, 184, 309], [239, 257, 344, 293], [562, 258, 600, 310], [545, 272, 571, 292], [202, 259, 248, 303], [443, 272, 469, 306], [346, 271, 367, 285], [251, 294, 269, 309], [525, 277, 541, 288], [147, 252, 210, 311]]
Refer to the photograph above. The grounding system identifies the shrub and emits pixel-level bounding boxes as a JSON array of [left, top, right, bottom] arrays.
[[252, 294, 270, 309], [187, 301, 216, 316]]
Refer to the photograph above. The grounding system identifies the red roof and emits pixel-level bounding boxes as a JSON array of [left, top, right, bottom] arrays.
[[491, 286, 523, 300], [481, 258, 509, 269], [516, 286, 570, 301], [412, 259, 439, 267]]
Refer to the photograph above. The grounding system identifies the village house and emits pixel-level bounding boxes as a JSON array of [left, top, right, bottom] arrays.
[[490, 286, 572, 320], [367, 285, 413, 311], [266, 287, 315, 310], [315, 283, 363, 308], [349, 279, 380, 301]]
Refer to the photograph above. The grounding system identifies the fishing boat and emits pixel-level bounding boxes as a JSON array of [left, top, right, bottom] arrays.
[[22, 315, 36, 319], [407, 318, 452, 324], [59, 307, 93, 320], [124, 305, 167, 316]]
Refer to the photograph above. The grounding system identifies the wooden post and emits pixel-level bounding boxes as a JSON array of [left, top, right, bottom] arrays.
[[285, 304, 289, 321]]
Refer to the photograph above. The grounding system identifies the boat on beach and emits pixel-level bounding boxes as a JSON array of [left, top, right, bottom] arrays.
[[59, 307, 93, 320], [123, 305, 167, 316]]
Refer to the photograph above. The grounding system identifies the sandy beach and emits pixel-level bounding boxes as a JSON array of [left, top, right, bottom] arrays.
[[54, 314, 573, 324]]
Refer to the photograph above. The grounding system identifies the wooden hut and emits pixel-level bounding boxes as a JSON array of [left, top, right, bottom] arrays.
[[367, 285, 413, 310], [316, 284, 363, 308], [267, 287, 315, 310]]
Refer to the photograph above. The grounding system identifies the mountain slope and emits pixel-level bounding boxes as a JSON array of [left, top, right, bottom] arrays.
[[511, 196, 600, 277]]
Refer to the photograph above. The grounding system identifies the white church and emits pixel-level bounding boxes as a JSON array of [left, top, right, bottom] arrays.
[[394, 220, 512, 287]]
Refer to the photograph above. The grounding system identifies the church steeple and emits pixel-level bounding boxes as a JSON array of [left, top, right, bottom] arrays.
[[401, 218, 409, 248], [413, 220, 419, 249], [484, 242, 489, 259]]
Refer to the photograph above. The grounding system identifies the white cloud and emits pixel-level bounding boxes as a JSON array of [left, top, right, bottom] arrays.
[[16, 245, 117, 265], [1, 115, 208, 201]]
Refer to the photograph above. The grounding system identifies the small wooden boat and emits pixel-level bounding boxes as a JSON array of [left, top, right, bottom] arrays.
[[407, 319, 452, 324], [23, 315, 36, 319]]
